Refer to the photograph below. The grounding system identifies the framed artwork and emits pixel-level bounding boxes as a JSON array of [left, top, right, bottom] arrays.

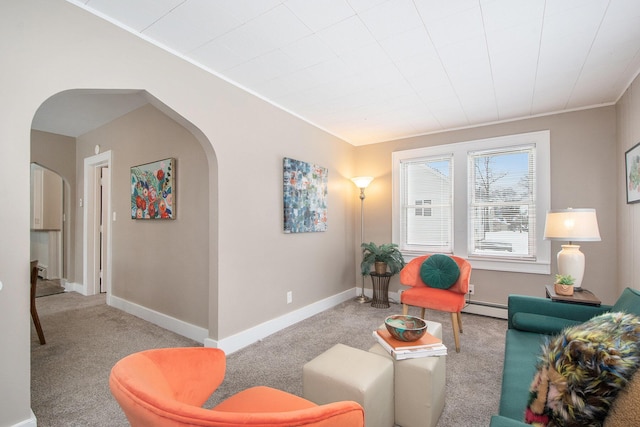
[[283, 157, 328, 233], [626, 142, 640, 204], [131, 158, 175, 219]]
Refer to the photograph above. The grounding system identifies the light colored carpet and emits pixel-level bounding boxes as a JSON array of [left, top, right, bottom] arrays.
[[31, 292, 507, 426], [35, 279, 65, 298]]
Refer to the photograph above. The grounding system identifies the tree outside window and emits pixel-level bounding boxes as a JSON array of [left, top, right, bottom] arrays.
[[469, 146, 535, 258]]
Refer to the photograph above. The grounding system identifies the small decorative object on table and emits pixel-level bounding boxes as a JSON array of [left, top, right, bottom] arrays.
[[384, 314, 427, 342], [554, 274, 575, 296], [374, 320, 446, 360], [360, 242, 406, 276]]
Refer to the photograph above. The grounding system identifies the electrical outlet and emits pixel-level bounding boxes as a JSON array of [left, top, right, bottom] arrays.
[[287, 291, 293, 304], [468, 284, 475, 295]]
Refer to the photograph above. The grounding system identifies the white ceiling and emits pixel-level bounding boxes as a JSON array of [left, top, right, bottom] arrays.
[[32, 90, 150, 138], [46, 0, 640, 145]]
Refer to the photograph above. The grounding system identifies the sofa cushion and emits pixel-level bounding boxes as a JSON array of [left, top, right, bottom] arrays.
[[524, 312, 640, 426], [511, 313, 582, 335], [611, 287, 640, 316], [499, 330, 545, 421], [419, 254, 459, 289]]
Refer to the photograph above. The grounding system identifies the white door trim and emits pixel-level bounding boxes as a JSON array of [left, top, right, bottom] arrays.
[[100, 167, 110, 293], [83, 151, 112, 302]]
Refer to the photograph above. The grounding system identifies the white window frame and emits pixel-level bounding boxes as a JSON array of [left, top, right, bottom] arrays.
[[392, 130, 551, 274]]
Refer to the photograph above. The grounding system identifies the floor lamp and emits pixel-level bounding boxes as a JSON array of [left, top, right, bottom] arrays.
[[543, 208, 601, 290], [352, 176, 373, 303]]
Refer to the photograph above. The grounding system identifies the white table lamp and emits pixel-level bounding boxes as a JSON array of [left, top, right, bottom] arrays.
[[543, 208, 601, 290]]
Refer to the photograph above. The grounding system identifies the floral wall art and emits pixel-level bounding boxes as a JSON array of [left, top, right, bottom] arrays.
[[131, 158, 175, 219], [626, 142, 640, 204], [283, 157, 328, 233]]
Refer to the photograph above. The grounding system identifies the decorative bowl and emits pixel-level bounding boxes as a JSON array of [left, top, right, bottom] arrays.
[[384, 315, 427, 342]]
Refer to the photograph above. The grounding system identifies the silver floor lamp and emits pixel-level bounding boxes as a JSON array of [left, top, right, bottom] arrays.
[[352, 176, 374, 303]]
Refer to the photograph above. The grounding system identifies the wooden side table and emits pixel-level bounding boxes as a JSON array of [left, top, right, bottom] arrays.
[[370, 273, 392, 308], [545, 285, 601, 306]]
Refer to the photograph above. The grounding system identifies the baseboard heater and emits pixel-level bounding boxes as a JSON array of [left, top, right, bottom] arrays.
[[395, 289, 508, 320], [462, 300, 508, 320]]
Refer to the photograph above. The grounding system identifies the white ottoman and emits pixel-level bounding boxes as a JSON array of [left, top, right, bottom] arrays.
[[369, 321, 446, 427], [303, 343, 394, 427]]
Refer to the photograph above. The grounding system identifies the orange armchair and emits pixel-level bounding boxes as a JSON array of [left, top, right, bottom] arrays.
[[109, 347, 364, 427], [400, 254, 471, 353]]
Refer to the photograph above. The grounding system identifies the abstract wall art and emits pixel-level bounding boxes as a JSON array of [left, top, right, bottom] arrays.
[[131, 158, 175, 219], [283, 157, 328, 233]]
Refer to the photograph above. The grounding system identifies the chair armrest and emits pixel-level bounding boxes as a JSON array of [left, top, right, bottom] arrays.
[[508, 295, 611, 332], [489, 415, 529, 427]]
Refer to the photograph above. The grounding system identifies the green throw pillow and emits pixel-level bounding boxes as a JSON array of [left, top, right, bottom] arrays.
[[419, 254, 460, 289]]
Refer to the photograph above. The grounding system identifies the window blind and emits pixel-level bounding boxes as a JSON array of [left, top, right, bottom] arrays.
[[400, 156, 453, 253], [468, 145, 536, 259]]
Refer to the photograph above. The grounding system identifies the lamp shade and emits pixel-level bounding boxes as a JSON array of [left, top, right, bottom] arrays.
[[543, 208, 601, 242], [351, 176, 373, 189]]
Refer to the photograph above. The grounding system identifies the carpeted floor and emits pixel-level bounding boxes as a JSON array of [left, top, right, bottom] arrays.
[[31, 292, 507, 426], [35, 278, 66, 298]]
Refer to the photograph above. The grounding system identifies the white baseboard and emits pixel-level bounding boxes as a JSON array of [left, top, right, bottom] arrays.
[[11, 410, 37, 427], [205, 288, 356, 354], [109, 294, 209, 343], [64, 281, 87, 295], [462, 300, 508, 319]]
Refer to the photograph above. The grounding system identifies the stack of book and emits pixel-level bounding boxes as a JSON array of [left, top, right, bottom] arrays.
[[373, 328, 447, 360]]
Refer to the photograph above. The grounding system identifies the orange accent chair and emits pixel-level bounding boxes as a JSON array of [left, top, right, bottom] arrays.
[[400, 254, 471, 353], [109, 347, 364, 427]]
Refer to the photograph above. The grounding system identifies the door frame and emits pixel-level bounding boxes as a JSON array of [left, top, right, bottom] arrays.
[[83, 150, 112, 302], [99, 166, 110, 293]]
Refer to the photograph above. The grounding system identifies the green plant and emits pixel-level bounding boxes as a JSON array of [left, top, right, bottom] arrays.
[[360, 242, 406, 276], [554, 274, 575, 285]]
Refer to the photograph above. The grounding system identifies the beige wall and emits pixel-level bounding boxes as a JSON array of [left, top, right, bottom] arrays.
[[1, 1, 633, 425], [616, 73, 640, 294], [355, 107, 618, 306], [1, 1, 356, 424], [76, 104, 210, 327]]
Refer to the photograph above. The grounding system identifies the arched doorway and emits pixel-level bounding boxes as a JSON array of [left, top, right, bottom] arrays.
[[31, 88, 218, 342]]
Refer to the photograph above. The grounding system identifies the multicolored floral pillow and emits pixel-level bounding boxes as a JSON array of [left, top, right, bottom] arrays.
[[525, 312, 640, 427]]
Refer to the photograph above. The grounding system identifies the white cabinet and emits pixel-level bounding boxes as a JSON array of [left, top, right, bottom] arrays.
[[30, 164, 64, 279], [31, 164, 63, 230]]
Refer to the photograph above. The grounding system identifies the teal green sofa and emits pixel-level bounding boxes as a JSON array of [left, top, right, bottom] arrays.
[[489, 287, 640, 427]]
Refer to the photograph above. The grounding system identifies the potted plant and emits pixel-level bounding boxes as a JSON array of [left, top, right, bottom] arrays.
[[361, 242, 406, 276], [554, 274, 575, 296]]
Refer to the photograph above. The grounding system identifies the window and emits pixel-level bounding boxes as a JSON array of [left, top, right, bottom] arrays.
[[399, 156, 453, 253], [392, 131, 550, 274], [468, 146, 535, 259]]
